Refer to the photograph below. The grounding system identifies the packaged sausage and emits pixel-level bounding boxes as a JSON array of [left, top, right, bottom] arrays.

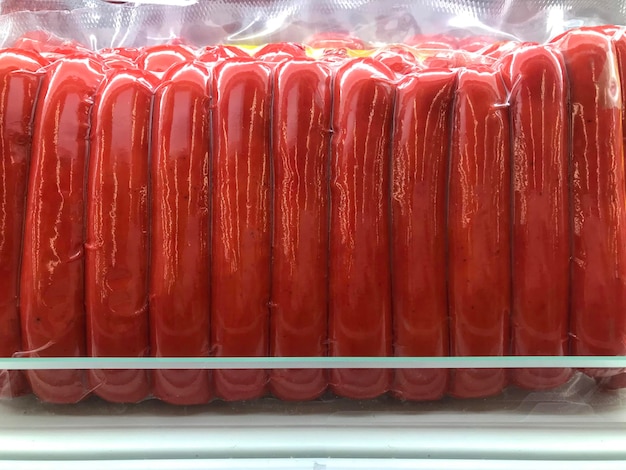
[[86, 68, 156, 404], [20, 56, 105, 404], [270, 58, 332, 401], [0, 49, 46, 399], [0, 0, 625, 407], [390, 66, 456, 401], [498, 45, 572, 390], [447, 65, 511, 399], [211, 58, 272, 402], [328, 57, 395, 400], [150, 61, 212, 405]]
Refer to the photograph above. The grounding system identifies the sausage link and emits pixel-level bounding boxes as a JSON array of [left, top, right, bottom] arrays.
[[270, 59, 332, 401], [329, 58, 395, 399], [0, 49, 47, 398], [20, 57, 105, 403], [150, 61, 212, 405], [211, 59, 272, 401], [499, 45, 572, 390], [448, 66, 511, 399], [254, 43, 307, 62], [391, 68, 456, 401], [136, 45, 195, 78], [552, 29, 626, 377], [85, 69, 157, 403]]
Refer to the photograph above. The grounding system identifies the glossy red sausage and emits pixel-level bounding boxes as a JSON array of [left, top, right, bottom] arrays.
[[136, 45, 195, 77], [150, 62, 212, 405], [254, 43, 307, 62], [211, 58, 272, 401], [100, 47, 141, 61], [551, 29, 626, 377], [373, 46, 420, 75], [448, 66, 511, 399], [85, 69, 156, 403], [20, 57, 105, 403], [601, 27, 626, 170], [270, 59, 332, 401], [329, 58, 395, 399], [391, 68, 456, 401], [458, 36, 497, 53], [481, 41, 536, 59], [0, 49, 46, 399], [498, 45, 572, 390], [197, 45, 248, 62]]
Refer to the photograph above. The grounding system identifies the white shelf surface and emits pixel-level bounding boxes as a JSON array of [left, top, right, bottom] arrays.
[[0, 374, 625, 464]]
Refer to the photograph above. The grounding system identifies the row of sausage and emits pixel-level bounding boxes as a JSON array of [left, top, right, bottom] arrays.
[[1, 26, 626, 404]]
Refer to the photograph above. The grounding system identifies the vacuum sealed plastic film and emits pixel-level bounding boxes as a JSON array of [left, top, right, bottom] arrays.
[[0, 0, 626, 409]]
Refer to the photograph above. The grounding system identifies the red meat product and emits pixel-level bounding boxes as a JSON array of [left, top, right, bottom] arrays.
[[150, 61, 212, 405], [85, 68, 157, 403], [254, 43, 307, 62], [0, 49, 47, 398], [448, 65, 511, 399], [211, 58, 272, 401], [136, 44, 195, 77], [391, 67, 456, 401], [551, 29, 626, 377], [498, 45, 572, 390], [270, 58, 332, 401], [197, 45, 248, 62], [481, 41, 536, 59], [100, 47, 141, 61], [329, 58, 395, 399], [373, 46, 420, 75], [458, 36, 498, 53], [20, 56, 105, 404], [602, 27, 626, 174]]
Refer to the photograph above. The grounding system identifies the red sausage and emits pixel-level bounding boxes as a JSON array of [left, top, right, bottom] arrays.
[[150, 61, 212, 405], [270, 59, 332, 401], [481, 41, 536, 59], [136, 45, 195, 77], [391, 68, 456, 401], [0, 49, 47, 399], [20, 57, 105, 403], [211, 58, 272, 401], [329, 58, 395, 399], [197, 45, 248, 62], [373, 46, 420, 75], [601, 27, 626, 172], [551, 29, 626, 377], [448, 65, 511, 399], [458, 36, 497, 53], [100, 47, 141, 61], [254, 43, 307, 62], [498, 45, 572, 390], [85, 69, 157, 403]]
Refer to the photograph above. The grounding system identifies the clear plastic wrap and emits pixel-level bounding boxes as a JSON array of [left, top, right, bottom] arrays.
[[0, 0, 625, 417]]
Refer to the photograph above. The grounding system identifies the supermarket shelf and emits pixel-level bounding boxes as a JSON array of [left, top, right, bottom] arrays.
[[3, 460, 626, 470], [1, 374, 625, 462]]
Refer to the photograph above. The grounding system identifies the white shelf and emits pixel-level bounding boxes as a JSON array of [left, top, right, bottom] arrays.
[[1, 374, 625, 463], [4, 460, 626, 470]]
